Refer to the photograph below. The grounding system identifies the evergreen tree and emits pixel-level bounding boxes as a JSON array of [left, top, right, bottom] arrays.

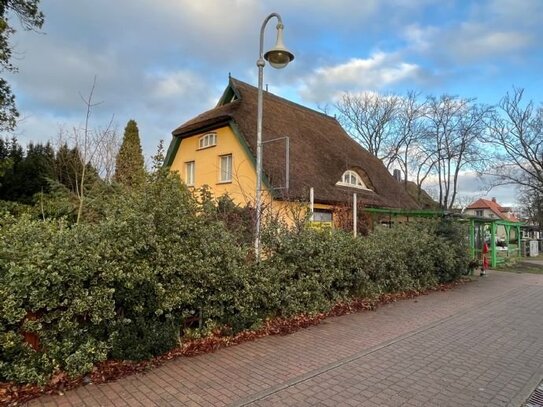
[[0, 137, 13, 178], [0, 139, 55, 203], [114, 119, 145, 187], [54, 143, 84, 193]]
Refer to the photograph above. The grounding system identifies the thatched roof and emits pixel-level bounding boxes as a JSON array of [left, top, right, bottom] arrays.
[[169, 77, 418, 209], [404, 181, 439, 209]]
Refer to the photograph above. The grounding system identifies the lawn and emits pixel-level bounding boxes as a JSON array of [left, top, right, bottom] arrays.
[[500, 255, 543, 274]]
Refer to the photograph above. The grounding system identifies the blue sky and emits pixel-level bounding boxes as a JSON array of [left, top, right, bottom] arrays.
[[5, 0, 543, 206]]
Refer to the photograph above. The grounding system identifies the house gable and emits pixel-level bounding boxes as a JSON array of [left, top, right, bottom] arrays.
[[169, 124, 262, 205]]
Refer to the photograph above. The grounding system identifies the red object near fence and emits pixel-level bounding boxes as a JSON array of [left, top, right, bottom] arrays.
[[481, 242, 489, 275]]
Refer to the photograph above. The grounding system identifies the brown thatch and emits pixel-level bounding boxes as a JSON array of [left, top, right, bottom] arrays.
[[404, 181, 439, 209], [170, 77, 418, 209]]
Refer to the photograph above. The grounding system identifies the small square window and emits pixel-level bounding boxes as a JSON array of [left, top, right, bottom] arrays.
[[185, 161, 195, 186], [220, 154, 232, 182]]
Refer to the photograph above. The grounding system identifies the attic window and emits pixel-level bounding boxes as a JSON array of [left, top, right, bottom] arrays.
[[198, 132, 217, 149], [336, 170, 372, 191]]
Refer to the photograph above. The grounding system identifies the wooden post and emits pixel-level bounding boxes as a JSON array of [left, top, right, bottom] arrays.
[[505, 225, 510, 257], [22, 311, 40, 351], [469, 219, 475, 259], [491, 221, 497, 268], [517, 225, 522, 257]]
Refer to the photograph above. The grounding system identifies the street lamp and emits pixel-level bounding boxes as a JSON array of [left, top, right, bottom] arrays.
[[254, 12, 294, 260]]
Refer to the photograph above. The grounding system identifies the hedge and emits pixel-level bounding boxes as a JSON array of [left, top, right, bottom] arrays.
[[0, 173, 470, 384]]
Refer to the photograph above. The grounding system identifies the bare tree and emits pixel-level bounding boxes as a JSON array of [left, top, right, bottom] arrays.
[[423, 95, 490, 209], [451, 195, 478, 211], [484, 88, 543, 196], [394, 91, 426, 187], [408, 146, 437, 204], [518, 186, 543, 227], [335, 92, 400, 168], [56, 77, 118, 223]]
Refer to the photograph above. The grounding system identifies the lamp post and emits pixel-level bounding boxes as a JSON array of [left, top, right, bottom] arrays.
[[254, 12, 294, 260]]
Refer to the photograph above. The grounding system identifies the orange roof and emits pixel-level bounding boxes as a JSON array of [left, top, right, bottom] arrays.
[[466, 198, 518, 221]]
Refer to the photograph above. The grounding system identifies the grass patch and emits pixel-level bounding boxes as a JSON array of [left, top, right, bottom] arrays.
[[500, 260, 543, 274]]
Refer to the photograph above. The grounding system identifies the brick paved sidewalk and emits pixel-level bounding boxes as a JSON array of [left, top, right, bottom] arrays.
[[30, 271, 543, 407]]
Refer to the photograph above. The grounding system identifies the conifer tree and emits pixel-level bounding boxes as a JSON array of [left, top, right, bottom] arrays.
[[114, 119, 145, 187], [0, 139, 55, 203]]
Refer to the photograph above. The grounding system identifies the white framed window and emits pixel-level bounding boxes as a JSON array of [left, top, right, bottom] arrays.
[[476, 210, 483, 217], [198, 132, 217, 149], [219, 154, 232, 182], [336, 170, 371, 190], [185, 161, 195, 186]]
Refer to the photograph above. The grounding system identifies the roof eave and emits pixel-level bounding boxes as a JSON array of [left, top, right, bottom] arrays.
[[172, 115, 232, 138]]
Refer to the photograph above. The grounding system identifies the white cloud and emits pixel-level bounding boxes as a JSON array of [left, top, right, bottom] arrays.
[[423, 170, 520, 207], [484, 0, 543, 26], [401, 3, 537, 65], [298, 52, 423, 102], [149, 70, 207, 100], [403, 24, 439, 53], [4, 0, 543, 164], [443, 23, 532, 62]]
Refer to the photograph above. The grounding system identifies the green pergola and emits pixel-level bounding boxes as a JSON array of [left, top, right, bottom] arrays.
[[467, 217, 522, 268]]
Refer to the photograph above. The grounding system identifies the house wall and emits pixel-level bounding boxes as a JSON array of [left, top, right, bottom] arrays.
[[464, 208, 499, 219], [271, 200, 336, 227], [170, 125, 260, 206]]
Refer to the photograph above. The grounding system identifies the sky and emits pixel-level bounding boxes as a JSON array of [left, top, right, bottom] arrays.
[[5, 0, 543, 207]]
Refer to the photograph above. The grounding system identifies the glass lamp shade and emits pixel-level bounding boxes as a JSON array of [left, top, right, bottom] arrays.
[[264, 48, 295, 69]]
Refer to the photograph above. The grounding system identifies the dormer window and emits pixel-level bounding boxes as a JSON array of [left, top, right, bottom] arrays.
[[198, 132, 217, 149], [336, 170, 372, 191]]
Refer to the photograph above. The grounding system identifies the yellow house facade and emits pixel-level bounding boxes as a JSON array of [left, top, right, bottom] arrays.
[[165, 77, 418, 227], [169, 126, 258, 205]]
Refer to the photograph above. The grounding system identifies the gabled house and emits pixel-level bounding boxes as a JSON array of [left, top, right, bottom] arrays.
[[165, 77, 418, 226], [465, 197, 518, 222]]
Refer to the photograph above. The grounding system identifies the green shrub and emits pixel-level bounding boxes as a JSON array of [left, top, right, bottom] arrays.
[[259, 227, 364, 317], [0, 170, 470, 384], [433, 218, 470, 282], [0, 172, 252, 380], [94, 172, 252, 359], [0, 215, 114, 383]]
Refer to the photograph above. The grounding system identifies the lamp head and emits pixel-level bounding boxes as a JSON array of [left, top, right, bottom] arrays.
[[264, 23, 294, 69]]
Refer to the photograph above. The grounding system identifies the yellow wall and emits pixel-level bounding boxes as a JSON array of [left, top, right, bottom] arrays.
[[170, 126, 260, 206]]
